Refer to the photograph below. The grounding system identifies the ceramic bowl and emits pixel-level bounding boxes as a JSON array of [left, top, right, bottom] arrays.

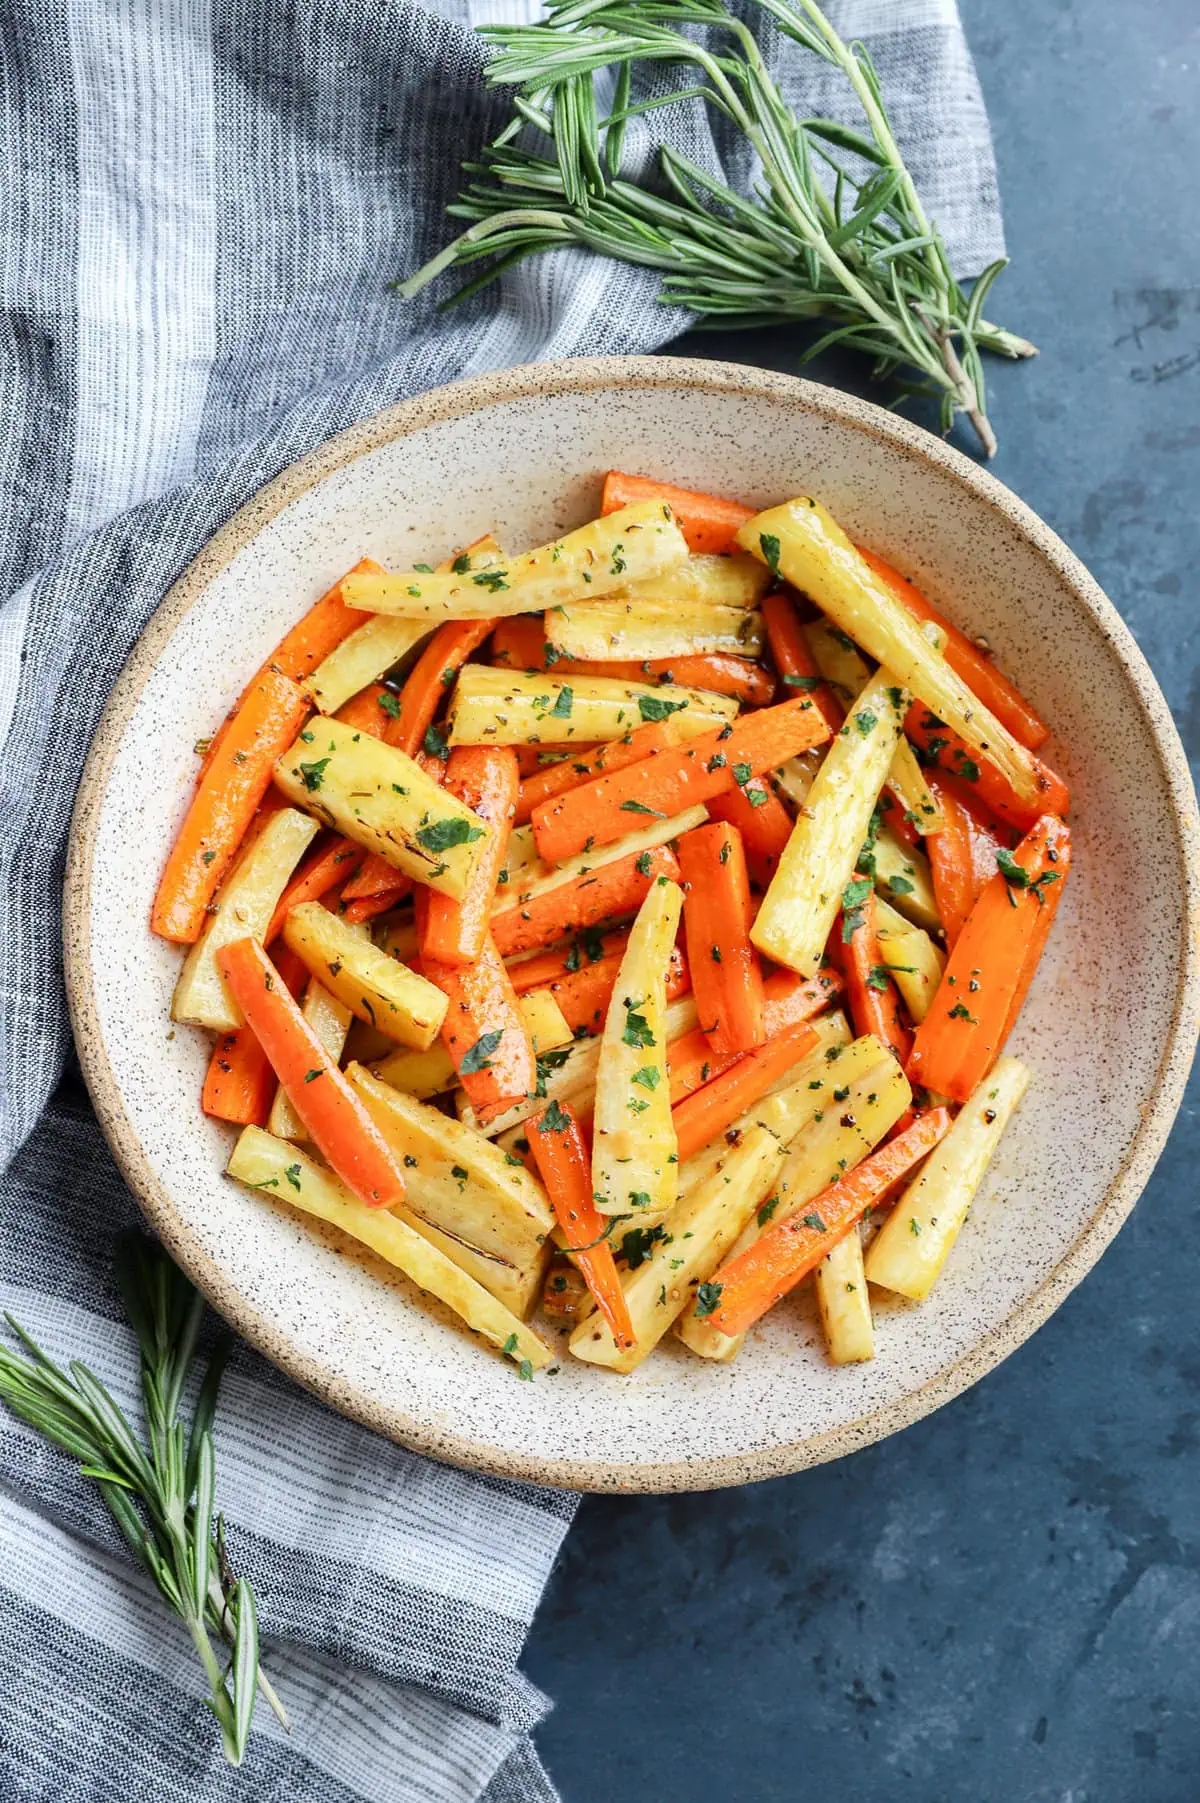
[[65, 357, 1200, 1492]]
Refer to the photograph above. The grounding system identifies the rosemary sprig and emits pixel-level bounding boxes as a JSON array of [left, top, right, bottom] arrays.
[[402, 0, 1035, 455], [0, 1234, 286, 1764]]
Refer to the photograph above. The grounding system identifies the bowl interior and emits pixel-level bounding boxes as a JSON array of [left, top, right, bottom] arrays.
[[68, 363, 1198, 1490]]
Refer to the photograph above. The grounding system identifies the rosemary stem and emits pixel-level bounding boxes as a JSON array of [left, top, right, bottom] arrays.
[[401, 209, 571, 300]]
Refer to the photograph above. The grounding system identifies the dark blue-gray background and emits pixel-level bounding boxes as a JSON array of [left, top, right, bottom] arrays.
[[523, 1, 1200, 1797]]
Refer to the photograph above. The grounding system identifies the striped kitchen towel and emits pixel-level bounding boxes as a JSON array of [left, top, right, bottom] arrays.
[[0, 1, 1003, 1797]]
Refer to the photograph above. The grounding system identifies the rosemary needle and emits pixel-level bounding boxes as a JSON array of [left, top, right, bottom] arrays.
[[0, 1233, 286, 1764], [402, 0, 1035, 456]]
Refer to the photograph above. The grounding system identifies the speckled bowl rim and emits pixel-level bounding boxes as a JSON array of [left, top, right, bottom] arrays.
[[64, 356, 1200, 1494]]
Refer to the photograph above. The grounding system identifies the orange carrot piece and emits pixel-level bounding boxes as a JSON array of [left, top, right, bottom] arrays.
[[506, 930, 630, 994], [905, 706, 1069, 833], [838, 890, 912, 1064], [677, 822, 765, 1056], [705, 1108, 954, 1337], [386, 618, 496, 757], [153, 667, 311, 943], [201, 945, 308, 1125], [200, 558, 383, 775], [671, 1019, 820, 1165], [706, 776, 794, 890], [420, 748, 519, 966], [340, 853, 415, 902], [908, 815, 1070, 1102], [341, 890, 410, 926], [266, 837, 362, 944], [492, 845, 681, 960], [600, 471, 754, 554], [531, 696, 831, 864], [528, 1100, 634, 1350], [218, 937, 407, 1207], [858, 548, 1049, 751], [491, 617, 774, 706], [925, 776, 978, 948], [335, 682, 393, 737], [666, 969, 842, 1105], [760, 591, 843, 730], [528, 944, 689, 1039], [421, 928, 535, 1123], [516, 721, 680, 825]]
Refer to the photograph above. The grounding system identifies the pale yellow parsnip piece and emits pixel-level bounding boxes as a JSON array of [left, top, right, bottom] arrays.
[[874, 826, 940, 934], [171, 807, 317, 1032], [228, 1128, 550, 1367], [338, 501, 688, 620], [677, 1054, 910, 1361], [283, 901, 447, 1049], [816, 1230, 875, 1364], [874, 897, 944, 1024], [591, 877, 683, 1218], [447, 666, 736, 747], [547, 600, 764, 663], [737, 499, 1040, 804], [865, 1057, 1031, 1300], [751, 669, 909, 977], [604, 550, 771, 611], [570, 1127, 782, 1374], [274, 715, 491, 900]]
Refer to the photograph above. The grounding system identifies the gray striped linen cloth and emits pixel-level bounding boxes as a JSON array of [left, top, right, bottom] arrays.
[[0, 1, 1003, 1796]]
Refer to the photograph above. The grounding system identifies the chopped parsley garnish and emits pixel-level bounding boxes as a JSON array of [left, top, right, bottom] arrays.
[[758, 532, 782, 577], [853, 709, 878, 737], [378, 689, 401, 719], [637, 693, 687, 723], [620, 1224, 669, 1269], [423, 722, 450, 760], [620, 800, 664, 816], [459, 1030, 503, 1074], [694, 1282, 723, 1319], [782, 674, 821, 690], [284, 1164, 302, 1191], [841, 875, 873, 941], [415, 816, 484, 853], [536, 1098, 572, 1134], [549, 685, 574, 718], [802, 1213, 827, 1232], [622, 1004, 656, 1049], [635, 850, 653, 876], [298, 758, 331, 792], [866, 964, 892, 992], [631, 1065, 661, 1090], [471, 568, 510, 591], [451, 552, 472, 574], [948, 1002, 977, 1022]]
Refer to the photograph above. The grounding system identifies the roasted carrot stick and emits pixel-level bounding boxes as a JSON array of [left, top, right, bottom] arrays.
[[341, 890, 410, 926], [905, 706, 1069, 833], [838, 889, 912, 1063], [153, 667, 311, 943], [506, 929, 630, 994], [491, 845, 681, 959], [265, 836, 362, 944], [419, 747, 519, 966], [528, 1100, 634, 1350], [858, 548, 1049, 751], [218, 937, 407, 1207], [666, 969, 841, 1104], [677, 821, 765, 1056], [531, 696, 830, 863], [516, 721, 680, 825], [340, 855, 416, 902], [706, 776, 794, 890], [201, 944, 308, 1125], [600, 471, 754, 554], [760, 591, 843, 730], [491, 616, 775, 706], [422, 928, 536, 1123], [671, 1018, 820, 1164], [528, 943, 690, 1038], [705, 1108, 954, 1337], [386, 619, 496, 756], [908, 815, 1070, 1101], [925, 776, 976, 948], [200, 558, 382, 775]]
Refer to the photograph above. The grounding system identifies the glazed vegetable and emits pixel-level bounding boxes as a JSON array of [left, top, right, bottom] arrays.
[[531, 694, 831, 864], [751, 670, 908, 977], [218, 938, 409, 1209], [162, 473, 1070, 1383], [274, 716, 492, 902], [340, 501, 688, 620], [591, 877, 683, 1218], [866, 1058, 1030, 1299], [676, 821, 765, 1057], [154, 668, 312, 943], [447, 665, 736, 747]]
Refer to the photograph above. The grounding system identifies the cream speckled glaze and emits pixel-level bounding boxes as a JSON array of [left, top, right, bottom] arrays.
[[65, 358, 1200, 1493]]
